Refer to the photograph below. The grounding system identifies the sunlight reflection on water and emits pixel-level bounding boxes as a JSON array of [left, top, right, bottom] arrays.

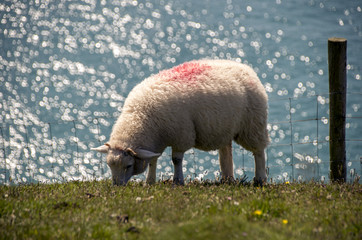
[[0, 0, 361, 184]]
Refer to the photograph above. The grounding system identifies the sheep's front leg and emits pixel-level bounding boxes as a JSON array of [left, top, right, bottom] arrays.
[[172, 151, 184, 185], [146, 157, 158, 184], [253, 150, 267, 185]]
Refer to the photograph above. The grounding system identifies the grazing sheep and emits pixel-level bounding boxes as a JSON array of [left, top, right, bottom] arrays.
[[92, 59, 269, 185]]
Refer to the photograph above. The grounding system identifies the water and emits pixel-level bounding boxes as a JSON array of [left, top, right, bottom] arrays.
[[1, 0, 361, 184]]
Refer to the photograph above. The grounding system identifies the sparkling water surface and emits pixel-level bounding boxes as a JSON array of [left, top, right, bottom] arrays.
[[1, 0, 361, 184]]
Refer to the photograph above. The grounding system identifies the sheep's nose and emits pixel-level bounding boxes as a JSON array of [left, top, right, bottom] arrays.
[[113, 177, 126, 186]]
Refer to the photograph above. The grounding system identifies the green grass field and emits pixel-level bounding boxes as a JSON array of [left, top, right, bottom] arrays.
[[0, 180, 361, 239]]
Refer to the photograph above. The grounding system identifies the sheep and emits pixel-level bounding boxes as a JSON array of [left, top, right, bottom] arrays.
[[91, 59, 269, 185]]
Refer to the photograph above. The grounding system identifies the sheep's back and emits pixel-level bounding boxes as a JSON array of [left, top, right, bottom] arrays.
[[119, 60, 268, 151]]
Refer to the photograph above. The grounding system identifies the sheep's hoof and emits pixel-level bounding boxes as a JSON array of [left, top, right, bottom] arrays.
[[253, 177, 267, 187], [172, 178, 185, 186], [220, 176, 236, 184], [146, 179, 156, 185]]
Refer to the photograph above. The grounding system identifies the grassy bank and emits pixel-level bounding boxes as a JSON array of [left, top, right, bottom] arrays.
[[0, 180, 361, 239]]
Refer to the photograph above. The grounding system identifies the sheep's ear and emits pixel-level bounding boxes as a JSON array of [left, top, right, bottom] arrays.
[[133, 148, 161, 159], [125, 148, 137, 156], [91, 144, 110, 153]]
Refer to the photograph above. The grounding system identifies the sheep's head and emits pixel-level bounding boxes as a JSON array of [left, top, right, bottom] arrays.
[[91, 143, 161, 185]]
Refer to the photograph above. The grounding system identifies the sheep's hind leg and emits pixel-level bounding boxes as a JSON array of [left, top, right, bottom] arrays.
[[253, 150, 267, 186], [172, 151, 185, 185], [219, 141, 234, 182]]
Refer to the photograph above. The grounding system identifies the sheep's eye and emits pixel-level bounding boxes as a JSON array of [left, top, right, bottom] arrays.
[[126, 165, 132, 169], [123, 151, 129, 157]]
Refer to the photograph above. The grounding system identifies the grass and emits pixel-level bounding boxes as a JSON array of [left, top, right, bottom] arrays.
[[0, 180, 361, 240]]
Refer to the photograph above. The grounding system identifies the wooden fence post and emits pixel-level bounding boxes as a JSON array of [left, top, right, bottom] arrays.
[[328, 37, 347, 182]]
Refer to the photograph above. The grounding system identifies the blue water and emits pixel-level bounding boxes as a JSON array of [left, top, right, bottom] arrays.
[[1, 0, 361, 184]]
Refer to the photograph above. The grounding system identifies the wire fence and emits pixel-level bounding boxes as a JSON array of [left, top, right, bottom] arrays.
[[267, 92, 361, 183], [0, 92, 361, 185]]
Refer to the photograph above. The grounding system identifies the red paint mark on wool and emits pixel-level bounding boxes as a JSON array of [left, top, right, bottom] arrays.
[[159, 62, 211, 83], [248, 78, 256, 88]]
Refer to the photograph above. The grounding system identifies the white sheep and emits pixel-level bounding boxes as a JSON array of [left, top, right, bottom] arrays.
[[92, 59, 269, 185]]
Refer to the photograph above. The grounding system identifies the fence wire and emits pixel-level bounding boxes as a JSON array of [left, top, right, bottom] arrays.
[[0, 92, 361, 185]]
